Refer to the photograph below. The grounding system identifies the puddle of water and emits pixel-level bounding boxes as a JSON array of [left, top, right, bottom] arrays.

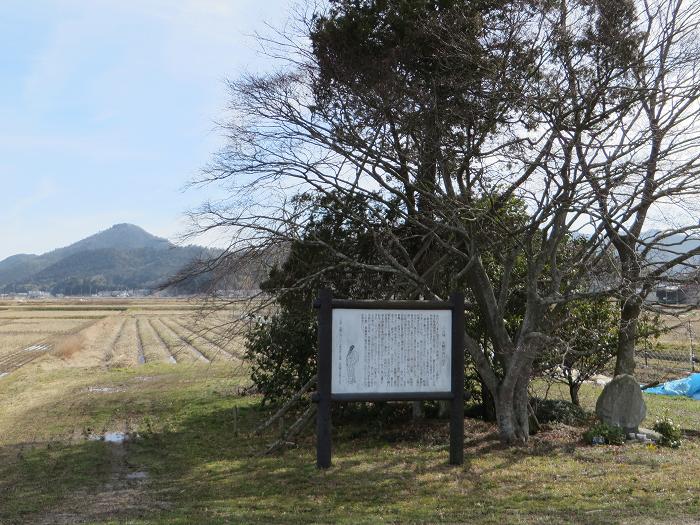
[[104, 432, 127, 443], [137, 355, 146, 364], [126, 471, 148, 480], [0, 373, 8, 379], [168, 356, 176, 364], [88, 432, 129, 443]]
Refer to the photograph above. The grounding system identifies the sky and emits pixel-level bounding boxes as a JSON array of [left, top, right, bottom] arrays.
[[0, 0, 297, 260]]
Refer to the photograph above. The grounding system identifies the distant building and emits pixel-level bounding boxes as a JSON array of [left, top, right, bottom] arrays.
[[655, 283, 700, 305], [96, 289, 152, 298], [27, 291, 52, 299]]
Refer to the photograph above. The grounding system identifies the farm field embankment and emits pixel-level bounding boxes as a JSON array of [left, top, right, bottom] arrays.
[[1, 299, 699, 524]]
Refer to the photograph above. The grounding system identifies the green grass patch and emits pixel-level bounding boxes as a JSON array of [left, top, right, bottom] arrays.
[[1, 441, 112, 520], [537, 381, 700, 430], [0, 367, 698, 524]]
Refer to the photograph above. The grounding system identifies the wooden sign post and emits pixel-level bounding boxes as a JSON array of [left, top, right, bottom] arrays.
[[314, 289, 465, 469]]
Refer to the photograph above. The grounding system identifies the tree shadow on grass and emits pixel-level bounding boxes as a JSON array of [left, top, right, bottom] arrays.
[[3, 395, 687, 525], [0, 439, 117, 524], [124, 403, 654, 525], [120, 404, 538, 524]]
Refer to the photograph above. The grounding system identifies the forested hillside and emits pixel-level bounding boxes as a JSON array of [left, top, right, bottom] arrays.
[[0, 224, 218, 294]]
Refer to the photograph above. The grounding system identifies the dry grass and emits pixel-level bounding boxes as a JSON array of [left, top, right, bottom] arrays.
[[0, 300, 246, 378], [188, 315, 248, 357], [0, 298, 698, 524], [52, 316, 127, 368], [148, 318, 204, 363], [658, 311, 700, 345], [103, 317, 127, 362], [0, 319, 88, 337], [0, 310, 118, 320], [53, 334, 85, 360], [0, 333, 53, 355], [136, 318, 173, 363], [161, 317, 236, 362], [0, 362, 697, 525], [109, 317, 140, 368]]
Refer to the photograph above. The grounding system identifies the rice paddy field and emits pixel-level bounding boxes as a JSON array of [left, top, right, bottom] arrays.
[[0, 298, 244, 378]]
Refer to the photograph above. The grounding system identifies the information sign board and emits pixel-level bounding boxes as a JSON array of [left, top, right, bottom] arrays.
[[314, 290, 464, 468], [331, 309, 452, 394]]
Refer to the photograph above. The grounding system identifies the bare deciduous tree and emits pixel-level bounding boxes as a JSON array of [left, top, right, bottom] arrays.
[[563, 0, 700, 376], [191, 0, 700, 444]]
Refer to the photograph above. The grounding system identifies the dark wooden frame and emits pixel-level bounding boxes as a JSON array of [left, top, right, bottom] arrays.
[[314, 289, 465, 469]]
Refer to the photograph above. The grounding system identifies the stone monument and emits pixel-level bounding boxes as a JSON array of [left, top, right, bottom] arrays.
[[595, 374, 646, 433]]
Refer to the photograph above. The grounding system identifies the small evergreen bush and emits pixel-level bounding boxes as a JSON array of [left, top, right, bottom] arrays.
[[583, 421, 625, 445], [533, 398, 588, 426]]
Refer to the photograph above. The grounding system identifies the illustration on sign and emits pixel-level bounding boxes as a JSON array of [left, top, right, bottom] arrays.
[[346, 345, 358, 384], [331, 309, 452, 394]]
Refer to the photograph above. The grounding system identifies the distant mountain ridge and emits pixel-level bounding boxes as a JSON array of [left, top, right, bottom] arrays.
[[0, 224, 216, 295]]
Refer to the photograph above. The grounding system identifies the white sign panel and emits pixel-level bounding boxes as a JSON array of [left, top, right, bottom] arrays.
[[331, 309, 452, 394]]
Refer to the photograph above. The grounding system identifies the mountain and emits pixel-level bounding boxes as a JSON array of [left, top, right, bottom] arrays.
[[642, 230, 700, 271], [50, 222, 170, 255], [0, 224, 219, 295]]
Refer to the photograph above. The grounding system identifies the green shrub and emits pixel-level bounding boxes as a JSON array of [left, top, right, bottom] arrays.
[[244, 313, 319, 405], [583, 421, 625, 445], [243, 193, 393, 405], [653, 415, 682, 448], [533, 398, 588, 426]]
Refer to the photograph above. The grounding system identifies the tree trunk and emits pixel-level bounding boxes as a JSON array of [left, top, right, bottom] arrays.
[[569, 381, 580, 406], [480, 377, 497, 422], [494, 396, 529, 444], [615, 294, 641, 376], [494, 379, 530, 444], [513, 374, 530, 437]]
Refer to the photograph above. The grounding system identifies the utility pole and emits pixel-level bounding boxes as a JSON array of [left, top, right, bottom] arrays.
[[688, 319, 696, 373]]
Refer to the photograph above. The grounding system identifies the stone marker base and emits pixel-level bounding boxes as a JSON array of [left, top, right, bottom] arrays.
[[629, 427, 663, 443]]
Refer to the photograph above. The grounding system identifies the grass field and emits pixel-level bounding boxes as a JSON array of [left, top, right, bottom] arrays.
[[0, 299, 699, 524]]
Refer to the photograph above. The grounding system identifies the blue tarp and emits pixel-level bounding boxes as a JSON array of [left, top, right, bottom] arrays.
[[645, 373, 700, 400]]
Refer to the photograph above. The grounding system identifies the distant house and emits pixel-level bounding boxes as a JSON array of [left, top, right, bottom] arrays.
[[655, 284, 699, 305], [27, 291, 51, 299]]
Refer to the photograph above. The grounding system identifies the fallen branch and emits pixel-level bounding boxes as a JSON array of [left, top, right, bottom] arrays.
[[260, 404, 317, 456], [254, 374, 317, 435]]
